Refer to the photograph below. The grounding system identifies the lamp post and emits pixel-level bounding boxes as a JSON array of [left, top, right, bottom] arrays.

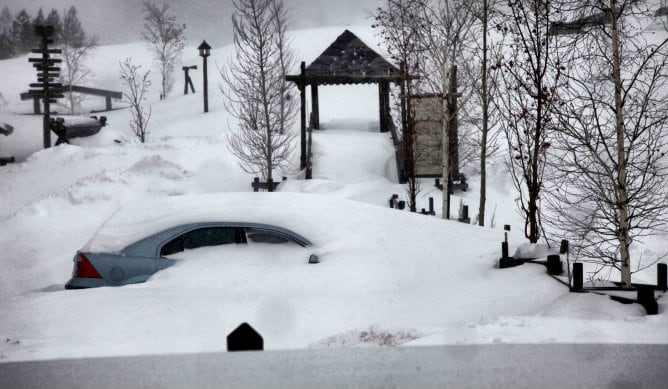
[[197, 40, 211, 113]]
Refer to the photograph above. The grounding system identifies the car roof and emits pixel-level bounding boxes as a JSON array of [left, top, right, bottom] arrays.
[[82, 193, 316, 253]]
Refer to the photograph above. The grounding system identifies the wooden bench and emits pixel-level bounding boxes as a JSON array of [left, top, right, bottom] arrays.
[[20, 85, 122, 114]]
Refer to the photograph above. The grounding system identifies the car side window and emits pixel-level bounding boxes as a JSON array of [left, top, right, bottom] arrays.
[[160, 236, 184, 256], [160, 227, 239, 257], [245, 228, 292, 244], [183, 227, 237, 250]]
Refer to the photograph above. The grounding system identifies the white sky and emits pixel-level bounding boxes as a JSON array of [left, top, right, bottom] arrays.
[[2, 0, 381, 46]]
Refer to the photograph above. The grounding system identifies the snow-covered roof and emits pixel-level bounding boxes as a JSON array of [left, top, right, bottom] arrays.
[[83, 192, 325, 252]]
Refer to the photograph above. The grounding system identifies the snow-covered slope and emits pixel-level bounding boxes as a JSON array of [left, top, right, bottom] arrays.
[[0, 26, 666, 362]]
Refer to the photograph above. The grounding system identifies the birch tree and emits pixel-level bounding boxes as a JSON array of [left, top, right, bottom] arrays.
[[464, 0, 503, 227], [221, 0, 297, 187], [373, 0, 426, 212], [142, 1, 186, 99], [496, 0, 563, 243], [58, 6, 96, 114], [546, 0, 668, 287]]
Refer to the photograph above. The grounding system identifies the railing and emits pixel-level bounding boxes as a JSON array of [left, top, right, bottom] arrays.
[[386, 116, 406, 183]]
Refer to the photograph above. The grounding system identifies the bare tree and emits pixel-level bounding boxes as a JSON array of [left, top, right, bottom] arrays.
[[463, 0, 504, 227], [119, 58, 152, 143], [373, 0, 426, 212], [58, 6, 96, 114], [221, 0, 296, 187], [545, 0, 668, 287], [142, 1, 186, 99], [496, 0, 564, 243]]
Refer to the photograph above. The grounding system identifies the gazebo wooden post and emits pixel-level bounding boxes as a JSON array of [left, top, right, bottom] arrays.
[[378, 80, 390, 132], [299, 61, 307, 170], [310, 82, 319, 130]]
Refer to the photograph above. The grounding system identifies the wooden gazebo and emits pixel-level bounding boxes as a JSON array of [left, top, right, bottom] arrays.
[[286, 30, 405, 169]]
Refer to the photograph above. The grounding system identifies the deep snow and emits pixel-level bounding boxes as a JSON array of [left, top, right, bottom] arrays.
[[0, 25, 666, 362]]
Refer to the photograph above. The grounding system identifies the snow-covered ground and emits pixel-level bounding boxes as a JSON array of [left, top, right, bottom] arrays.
[[0, 26, 666, 362]]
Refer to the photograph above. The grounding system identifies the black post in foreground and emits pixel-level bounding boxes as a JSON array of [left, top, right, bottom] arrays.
[[637, 286, 658, 315], [547, 255, 562, 276], [227, 323, 263, 351], [572, 262, 583, 291], [658, 263, 667, 291], [198, 41, 211, 113]]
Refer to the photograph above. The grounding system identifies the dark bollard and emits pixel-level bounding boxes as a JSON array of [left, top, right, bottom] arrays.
[[560, 239, 569, 254], [658, 263, 667, 291], [252, 177, 260, 192], [227, 322, 263, 351], [389, 198, 394, 208], [462, 205, 469, 220], [637, 286, 658, 315], [547, 254, 563, 275], [572, 262, 583, 291], [428, 197, 434, 215], [501, 241, 509, 260], [397, 201, 406, 210]]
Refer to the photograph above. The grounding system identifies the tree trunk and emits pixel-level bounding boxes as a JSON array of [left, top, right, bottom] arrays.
[[609, 0, 631, 287], [478, 0, 489, 227]]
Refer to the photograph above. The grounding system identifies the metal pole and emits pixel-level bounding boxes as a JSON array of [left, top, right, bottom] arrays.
[[203, 56, 208, 113]]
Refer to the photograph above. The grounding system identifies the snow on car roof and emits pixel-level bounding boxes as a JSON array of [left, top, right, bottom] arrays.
[[83, 192, 327, 253]]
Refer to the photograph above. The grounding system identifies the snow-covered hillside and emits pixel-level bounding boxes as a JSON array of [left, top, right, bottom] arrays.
[[0, 26, 666, 362]]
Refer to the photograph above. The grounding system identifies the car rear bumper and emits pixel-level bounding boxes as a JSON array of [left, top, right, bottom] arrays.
[[65, 277, 107, 289]]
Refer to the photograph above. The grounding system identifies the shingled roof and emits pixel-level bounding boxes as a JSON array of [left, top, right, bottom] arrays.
[[287, 29, 401, 85]]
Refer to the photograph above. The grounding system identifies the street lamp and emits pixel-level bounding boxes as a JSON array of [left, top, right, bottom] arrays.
[[197, 40, 212, 113]]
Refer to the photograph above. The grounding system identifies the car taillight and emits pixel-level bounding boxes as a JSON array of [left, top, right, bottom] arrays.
[[74, 253, 102, 279]]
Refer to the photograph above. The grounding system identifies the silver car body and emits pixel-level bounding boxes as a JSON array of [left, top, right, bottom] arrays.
[[65, 221, 312, 289]]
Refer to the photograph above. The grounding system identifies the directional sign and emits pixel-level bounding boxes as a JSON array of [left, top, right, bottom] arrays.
[[37, 77, 55, 82], [29, 83, 63, 89], [27, 89, 64, 96], [36, 72, 59, 78], [33, 65, 60, 72], [30, 48, 62, 54], [28, 58, 62, 63]]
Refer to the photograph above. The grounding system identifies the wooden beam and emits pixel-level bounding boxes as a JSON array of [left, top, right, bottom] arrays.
[[311, 83, 319, 130], [300, 62, 307, 170]]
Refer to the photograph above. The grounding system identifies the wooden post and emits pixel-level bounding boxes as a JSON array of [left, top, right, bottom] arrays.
[[637, 286, 657, 315], [572, 262, 583, 291], [448, 66, 460, 179], [547, 255, 562, 275], [299, 62, 306, 170], [311, 83, 319, 130], [378, 81, 390, 133], [658, 263, 667, 291]]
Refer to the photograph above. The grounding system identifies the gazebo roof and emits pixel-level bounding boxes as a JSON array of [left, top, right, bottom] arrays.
[[286, 29, 402, 85]]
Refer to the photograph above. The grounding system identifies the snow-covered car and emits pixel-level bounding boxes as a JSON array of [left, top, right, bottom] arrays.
[[65, 196, 317, 289]]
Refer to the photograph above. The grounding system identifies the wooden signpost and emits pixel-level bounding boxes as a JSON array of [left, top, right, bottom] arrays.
[[26, 25, 63, 149]]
